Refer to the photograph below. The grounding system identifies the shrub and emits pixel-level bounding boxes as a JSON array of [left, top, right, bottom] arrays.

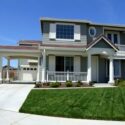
[[65, 80, 73, 87], [43, 82, 50, 86], [89, 81, 96, 86], [76, 80, 82, 87], [46, 82, 50, 86], [114, 79, 120, 86], [50, 82, 60, 88], [115, 79, 125, 87], [76, 82, 81, 87], [35, 83, 43, 88]]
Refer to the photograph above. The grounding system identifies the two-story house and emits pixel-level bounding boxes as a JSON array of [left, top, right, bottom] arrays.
[[0, 17, 125, 84]]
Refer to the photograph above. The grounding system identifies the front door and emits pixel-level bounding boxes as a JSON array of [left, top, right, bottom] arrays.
[[92, 56, 98, 82]]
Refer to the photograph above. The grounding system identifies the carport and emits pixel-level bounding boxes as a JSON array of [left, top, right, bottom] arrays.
[[0, 45, 40, 83]]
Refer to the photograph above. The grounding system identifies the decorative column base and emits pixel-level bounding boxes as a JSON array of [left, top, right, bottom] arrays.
[[87, 81, 91, 84], [108, 80, 115, 84]]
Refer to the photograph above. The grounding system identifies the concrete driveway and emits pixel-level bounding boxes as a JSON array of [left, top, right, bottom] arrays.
[[0, 84, 34, 111], [0, 109, 125, 125]]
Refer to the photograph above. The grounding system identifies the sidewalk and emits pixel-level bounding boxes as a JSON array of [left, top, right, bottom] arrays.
[[0, 109, 125, 125]]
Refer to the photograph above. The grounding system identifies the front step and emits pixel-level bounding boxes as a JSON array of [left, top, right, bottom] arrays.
[[94, 83, 115, 87]]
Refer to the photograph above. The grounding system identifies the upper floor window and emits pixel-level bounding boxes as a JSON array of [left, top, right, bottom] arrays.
[[56, 24, 74, 40], [89, 27, 96, 37], [106, 32, 120, 44]]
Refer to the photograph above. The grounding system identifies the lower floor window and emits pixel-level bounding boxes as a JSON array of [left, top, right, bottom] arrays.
[[56, 56, 73, 72], [106, 59, 121, 77]]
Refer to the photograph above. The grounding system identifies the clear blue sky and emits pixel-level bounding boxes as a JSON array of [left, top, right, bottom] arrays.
[[0, 0, 125, 66]]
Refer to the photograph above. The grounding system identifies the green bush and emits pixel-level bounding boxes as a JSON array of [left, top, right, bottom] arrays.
[[76, 82, 81, 87], [43, 82, 50, 86], [35, 83, 43, 88], [76, 80, 82, 87], [115, 79, 125, 87], [50, 82, 61, 88], [114, 79, 120, 86], [89, 81, 96, 86], [65, 80, 73, 87]]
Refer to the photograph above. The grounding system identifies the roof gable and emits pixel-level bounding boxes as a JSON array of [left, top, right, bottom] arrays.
[[86, 35, 119, 51], [93, 39, 112, 49]]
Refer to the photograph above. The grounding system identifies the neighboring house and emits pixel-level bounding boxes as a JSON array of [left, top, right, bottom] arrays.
[[0, 17, 125, 83]]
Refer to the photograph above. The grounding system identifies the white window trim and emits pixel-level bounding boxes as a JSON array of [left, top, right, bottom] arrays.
[[105, 31, 120, 44], [55, 38, 75, 41], [106, 59, 121, 78], [89, 26, 96, 37], [55, 23, 75, 41]]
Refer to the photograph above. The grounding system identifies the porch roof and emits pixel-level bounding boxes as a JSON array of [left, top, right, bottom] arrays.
[[0, 45, 40, 58], [0, 45, 39, 50], [40, 43, 86, 48], [19, 40, 42, 46]]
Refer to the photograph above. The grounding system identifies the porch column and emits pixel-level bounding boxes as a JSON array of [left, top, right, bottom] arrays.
[[41, 49, 46, 83], [87, 53, 92, 83], [108, 57, 114, 84], [36, 56, 40, 83], [6, 58, 10, 82], [0, 57, 2, 83], [18, 59, 20, 80]]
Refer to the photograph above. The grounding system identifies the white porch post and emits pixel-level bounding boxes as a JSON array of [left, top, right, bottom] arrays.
[[6, 58, 10, 82], [18, 59, 20, 80], [87, 53, 92, 83], [41, 49, 46, 83], [108, 57, 114, 83], [36, 56, 40, 83], [0, 57, 2, 83]]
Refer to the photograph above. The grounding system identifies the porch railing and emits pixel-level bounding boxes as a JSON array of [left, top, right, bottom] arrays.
[[46, 71, 87, 82]]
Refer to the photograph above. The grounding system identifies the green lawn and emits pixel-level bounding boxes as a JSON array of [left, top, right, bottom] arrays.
[[20, 87, 125, 121]]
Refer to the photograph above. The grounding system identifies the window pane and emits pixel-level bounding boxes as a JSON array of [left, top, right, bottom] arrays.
[[107, 34, 112, 41], [56, 25, 74, 39], [56, 56, 74, 72], [114, 34, 118, 44], [56, 56, 64, 71], [65, 57, 73, 72]]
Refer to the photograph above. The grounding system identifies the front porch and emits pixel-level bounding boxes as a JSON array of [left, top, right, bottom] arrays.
[[0, 49, 118, 84]]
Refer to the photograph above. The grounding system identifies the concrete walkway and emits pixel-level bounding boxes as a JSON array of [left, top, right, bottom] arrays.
[[0, 84, 34, 111], [0, 109, 125, 125]]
